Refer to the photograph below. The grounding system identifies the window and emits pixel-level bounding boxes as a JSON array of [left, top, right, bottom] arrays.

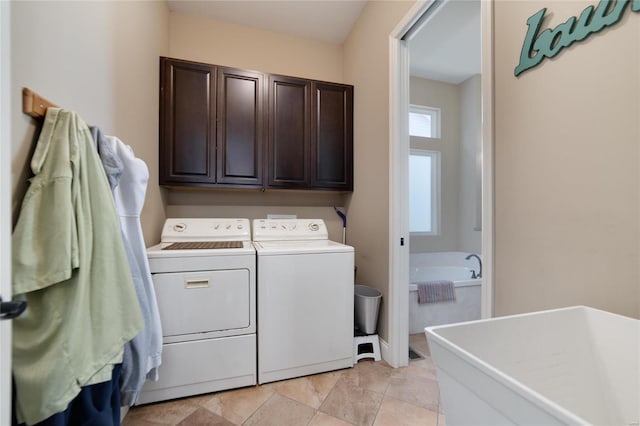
[[409, 105, 440, 138], [409, 149, 440, 234]]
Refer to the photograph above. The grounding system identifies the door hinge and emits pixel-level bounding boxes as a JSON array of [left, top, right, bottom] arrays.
[[400, 237, 404, 246]]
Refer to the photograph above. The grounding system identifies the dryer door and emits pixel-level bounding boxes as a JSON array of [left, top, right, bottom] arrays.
[[153, 269, 252, 338]]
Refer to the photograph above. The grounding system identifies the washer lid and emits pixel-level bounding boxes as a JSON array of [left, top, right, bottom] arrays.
[[253, 239, 353, 255]]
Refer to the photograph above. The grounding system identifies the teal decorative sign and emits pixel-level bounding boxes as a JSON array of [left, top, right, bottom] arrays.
[[515, 0, 640, 76]]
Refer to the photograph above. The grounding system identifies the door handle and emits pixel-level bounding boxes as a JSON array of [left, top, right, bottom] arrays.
[[0, 296, 27, 320], [184, 278, 210, 289]]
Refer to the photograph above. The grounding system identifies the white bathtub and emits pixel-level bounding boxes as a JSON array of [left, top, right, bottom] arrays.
[[425, 306, 639, 425], [409, 252, 482, 334]]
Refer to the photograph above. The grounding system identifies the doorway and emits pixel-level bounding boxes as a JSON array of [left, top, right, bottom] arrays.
[[387, 0, 494, 367], [1, 1, 12, 423]]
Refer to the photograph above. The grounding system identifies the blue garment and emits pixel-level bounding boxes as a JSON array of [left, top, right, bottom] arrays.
[[32, 364, 122, 426]]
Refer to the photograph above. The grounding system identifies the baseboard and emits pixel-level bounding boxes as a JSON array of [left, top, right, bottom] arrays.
[[379, 336, 390, 363]]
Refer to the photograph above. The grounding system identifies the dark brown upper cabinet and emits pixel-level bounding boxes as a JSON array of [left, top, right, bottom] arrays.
[[160, 57, 216, 185], [267, 75, 311, 188], [267, 77, 354, 191], [217, 67, 264, 186], [159, 57, 353, 191], [160, 58, 264, 188], [311, 82, 353, 190]]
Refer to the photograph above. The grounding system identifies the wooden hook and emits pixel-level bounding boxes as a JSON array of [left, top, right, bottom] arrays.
[[22, 87, 58, 119]]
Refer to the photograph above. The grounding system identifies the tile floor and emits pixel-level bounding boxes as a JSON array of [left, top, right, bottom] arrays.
[[123, 333, 444, 426]]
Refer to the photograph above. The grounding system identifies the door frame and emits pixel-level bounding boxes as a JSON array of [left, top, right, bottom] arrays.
[[1, 0, 12, 423], [387, 0, 494, 367]]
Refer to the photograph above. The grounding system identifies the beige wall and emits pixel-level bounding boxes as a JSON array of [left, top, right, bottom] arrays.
[[343, 0, 414, 341], [169, 12, 344, 83], [10, 1, 169, 246], [165, 11, 348, 241], [494, 1, 640, 318], [409, 77, 461, 253]]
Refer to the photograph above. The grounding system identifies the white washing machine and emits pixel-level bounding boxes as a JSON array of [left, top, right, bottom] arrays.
[[253, 219, 354, 384], [137, 218, 256, 404]]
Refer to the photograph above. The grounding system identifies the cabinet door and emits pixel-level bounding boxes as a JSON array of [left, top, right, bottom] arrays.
[[268, 75, 311, 188], [217, 68, 264, 186], [311, 82, 353, 190], [160, 57, 216, 185]]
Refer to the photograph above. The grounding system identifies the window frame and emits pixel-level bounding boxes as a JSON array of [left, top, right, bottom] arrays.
[[409, 104, 441, 139], [409, 148, 441, 235]]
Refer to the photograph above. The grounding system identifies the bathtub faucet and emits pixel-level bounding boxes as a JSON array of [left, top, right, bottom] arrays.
[[465, 254, 482, 279]]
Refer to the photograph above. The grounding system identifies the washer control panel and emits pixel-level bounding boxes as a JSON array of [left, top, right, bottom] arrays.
[[161, 218, 251, 242], [252, 219, 328, 241]]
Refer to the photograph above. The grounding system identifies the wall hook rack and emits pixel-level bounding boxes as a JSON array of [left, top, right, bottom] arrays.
[[22, 87, 58, 119]]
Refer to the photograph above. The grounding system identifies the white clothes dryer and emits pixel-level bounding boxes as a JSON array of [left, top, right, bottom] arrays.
[[252, 219, 354, 384], [138, 218, 256, 404]]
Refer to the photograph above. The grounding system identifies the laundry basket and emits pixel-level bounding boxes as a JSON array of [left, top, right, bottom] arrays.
[[354, 285, 381, 334]]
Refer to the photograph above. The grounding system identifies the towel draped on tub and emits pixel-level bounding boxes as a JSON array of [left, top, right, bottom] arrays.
[[416, 280, 456, 304]]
